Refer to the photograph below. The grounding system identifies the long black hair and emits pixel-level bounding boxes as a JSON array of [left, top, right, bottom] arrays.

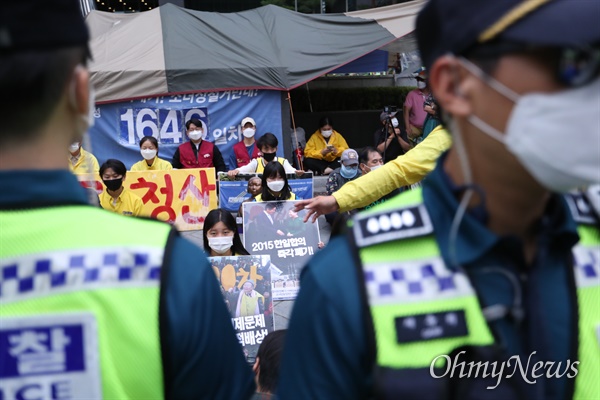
[[203, 209, 249, 255], [260, 161, 292, 201]]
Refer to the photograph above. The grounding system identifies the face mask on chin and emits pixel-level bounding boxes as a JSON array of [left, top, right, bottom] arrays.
[[417, 81, 427, 89], [458, 57, 600, 193], [208, 236, 234, 254]]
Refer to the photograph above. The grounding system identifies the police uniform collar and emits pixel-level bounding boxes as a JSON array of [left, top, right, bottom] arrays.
[[0, 170, 89, 209], [422, 157, 578, 269]]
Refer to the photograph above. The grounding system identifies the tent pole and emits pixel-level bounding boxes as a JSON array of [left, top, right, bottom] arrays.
[[287, 91, 304, 171], [305, 83, 313, 113], [295, 0, 298, 12]]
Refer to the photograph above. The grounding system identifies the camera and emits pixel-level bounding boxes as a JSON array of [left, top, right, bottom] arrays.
[[383, 105, 397, 114]]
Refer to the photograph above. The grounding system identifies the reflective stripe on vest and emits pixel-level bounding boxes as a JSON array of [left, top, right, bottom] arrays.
[[0, 205, 171, 399], [256, 157, 286, 173], [353, 188, 600, 399]]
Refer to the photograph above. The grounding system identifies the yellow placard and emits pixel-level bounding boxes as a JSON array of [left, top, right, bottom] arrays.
[[77, 168, 217, 231]]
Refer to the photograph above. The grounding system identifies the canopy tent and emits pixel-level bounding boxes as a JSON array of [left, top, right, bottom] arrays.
[[87, 0, 425, 103]]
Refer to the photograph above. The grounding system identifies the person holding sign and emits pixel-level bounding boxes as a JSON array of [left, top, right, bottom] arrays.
[[228, 133, 298, 177], [203, 209, 249, 257], [98, 159, 144, 217], [255, 162, 296, 202], [130, 136, 173, 171], [172, 118, 227, 174]]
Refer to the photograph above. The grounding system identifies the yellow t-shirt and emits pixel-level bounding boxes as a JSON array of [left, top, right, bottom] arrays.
[[130, 157, 173, 171], [333, 126, 452, 212], [99, 189, 144, 217], [69, 148, 100, 175]]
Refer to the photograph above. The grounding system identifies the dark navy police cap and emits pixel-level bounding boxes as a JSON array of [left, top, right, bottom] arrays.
[[0, 0, 88, 51], [416, 0, 600, 71]]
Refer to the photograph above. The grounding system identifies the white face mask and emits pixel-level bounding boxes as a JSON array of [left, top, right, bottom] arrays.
[[188, 131, 203, 141], [141, 149, 157, 160], [417, 81, 427, 89], [370, 164, 382, 172], [243, 127, 255, 138], [208, 236, 234, 254], [391, 118, 399, 128], [267, 180, 285, 192], [461, 57, 600, 193], [69, 142, 81, 153], [321, 129, 333, 138]]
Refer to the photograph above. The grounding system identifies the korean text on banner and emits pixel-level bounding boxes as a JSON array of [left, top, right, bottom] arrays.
[[77, 168, 217, 231], [88, 90, 283, 171]]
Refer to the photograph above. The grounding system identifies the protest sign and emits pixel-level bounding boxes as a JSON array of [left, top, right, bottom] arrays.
[[242, 200, 320, 300], [209, 255, 274, 362], [77, 168, 217, 231], [89, 90, 283, 170], [218, 172, 314, 213]]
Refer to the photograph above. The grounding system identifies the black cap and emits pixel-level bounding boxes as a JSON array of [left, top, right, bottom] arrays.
[[0, 0, 89, 51], [416, 0, 600, 71]]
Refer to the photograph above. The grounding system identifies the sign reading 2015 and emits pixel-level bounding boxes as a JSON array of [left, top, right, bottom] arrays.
[[119, 107, 208, 145]]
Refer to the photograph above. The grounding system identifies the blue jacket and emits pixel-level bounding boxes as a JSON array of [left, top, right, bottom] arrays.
[[278, 157, 580, 400]]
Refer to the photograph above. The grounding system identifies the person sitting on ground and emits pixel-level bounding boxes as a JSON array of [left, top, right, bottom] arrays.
[[230, 116, 262, 169], [99, 159, 144, 217], [255, 162, 296, 202], [228, 133, 299, 177], [68, 140, 99, 175], [252, 330, 287, 399], [294, 125, 452, 221], [172, 118, 227, 174], [358, 146, 402, 210], [203, 208, 249, 257], [303, 116, 349, 175], [130, 136, 173, 171]]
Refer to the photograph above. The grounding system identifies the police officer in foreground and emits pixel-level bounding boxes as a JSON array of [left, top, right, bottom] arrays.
[[278, 0, 600, 399], [0, 1, 254, 398]]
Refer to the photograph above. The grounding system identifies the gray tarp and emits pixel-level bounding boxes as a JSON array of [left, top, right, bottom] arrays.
[[87, 1, 425, 103]]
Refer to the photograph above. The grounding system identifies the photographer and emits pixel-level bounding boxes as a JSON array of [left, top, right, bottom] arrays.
[[373, 106, 411, 163]]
